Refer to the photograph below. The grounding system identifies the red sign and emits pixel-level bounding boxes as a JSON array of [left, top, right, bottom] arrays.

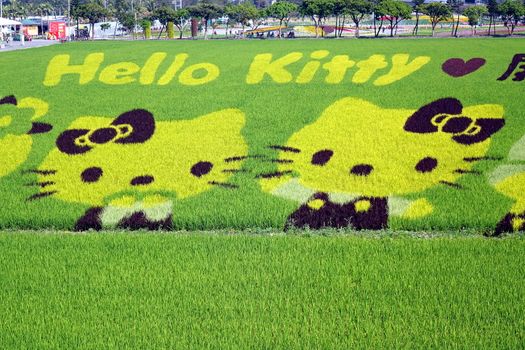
[[49, 21, 66, 39]]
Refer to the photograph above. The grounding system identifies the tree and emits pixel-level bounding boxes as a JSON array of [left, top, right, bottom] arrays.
[[70, 0, 83, 37], [113, 0, 139, 39], [369, 0, 380, 37], [422, 2, 452, 36], [38, 3, 53, 38], [375, 0, 411, 37], [346, 0, 373, 37], [173, 8, 190, 39], [245, 5, 264, 31], [266, 1, 298, 38], [232, 2, 261, 32], [447, 0, 464, 37], [117, 11, 136, 37], [76, 2, 108, 39], [5, 0, 29, 20], [486, 0, 499, 36], [499, 0, 525, 35], [463, 5, 487, 35], [299, 0, 334, 38], [151, 6, 175, 38], [223, 3, 237, 38], [189, 1, 223, 39], [412, 0, 425, 35], [331, 0, 345, 37]]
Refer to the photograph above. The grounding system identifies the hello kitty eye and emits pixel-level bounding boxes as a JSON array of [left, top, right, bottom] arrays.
[[191, 161, 213, 177], [311, 150, 333, 166], [81, 167, 103, 183], [415, 157, 438, 173]]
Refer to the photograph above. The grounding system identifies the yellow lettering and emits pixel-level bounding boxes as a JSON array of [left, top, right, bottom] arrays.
[[99, 62, 140, 85], [157, 53, 189, 85], [296, 50, 329, 84], [140, 52, 167, 85], [352, 55, 388, 84], [43, 53, 104, 86], [246, 52, 303, 84], [322, 55, 355, 84], [373, 54, 431, 86], [178, 63, 220, 86]]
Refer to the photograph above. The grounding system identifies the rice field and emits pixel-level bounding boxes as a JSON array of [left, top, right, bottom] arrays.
[[0, 231, 524, 348], [1, 38, 525, 347]]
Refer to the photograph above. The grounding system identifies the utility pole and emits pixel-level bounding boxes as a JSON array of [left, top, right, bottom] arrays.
[[1, 0, 3, 19]]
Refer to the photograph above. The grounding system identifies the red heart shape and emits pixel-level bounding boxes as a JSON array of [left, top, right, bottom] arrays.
[[442, 58, 486, 77]]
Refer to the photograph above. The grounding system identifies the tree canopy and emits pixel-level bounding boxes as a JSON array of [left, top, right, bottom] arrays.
[[422, 2, 452, 36]]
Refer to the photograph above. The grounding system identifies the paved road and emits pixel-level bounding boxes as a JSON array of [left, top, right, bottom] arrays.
[[0, 39, 59, 52]]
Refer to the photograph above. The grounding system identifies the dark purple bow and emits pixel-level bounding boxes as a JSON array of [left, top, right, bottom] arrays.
[[404, 98, 504, 145], [56, 109, 155, 155]]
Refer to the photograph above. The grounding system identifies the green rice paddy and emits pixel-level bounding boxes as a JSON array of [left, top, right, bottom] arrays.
[[0, 231, 524, 348], [1, 38, 525, 347]]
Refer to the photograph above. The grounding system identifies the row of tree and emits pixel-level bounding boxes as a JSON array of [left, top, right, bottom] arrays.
[[2, 0, 54, 19], [3, 0, 525, 39]]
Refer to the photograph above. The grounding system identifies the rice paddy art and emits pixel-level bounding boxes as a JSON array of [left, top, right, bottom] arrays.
[[0, 39, 524, 234]]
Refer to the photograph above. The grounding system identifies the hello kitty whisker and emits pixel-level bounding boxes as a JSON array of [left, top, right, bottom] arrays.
[[22, 169, 57, 175], [268, 145, 301, 153], [439, 181, 463, 189], [224, 155, 267, 162], [463, 156, 503, 162], [24, 181, 55, 188], [256, 170, 293, 179], [222, 169, 249, 173], [208, 181, 239, 189], [454, 169, 481, 175], [26, 191, 58, 202], [265, 159, 294, 164]]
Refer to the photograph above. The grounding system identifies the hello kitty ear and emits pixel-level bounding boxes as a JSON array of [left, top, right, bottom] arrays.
[[0, 95, 17, 105], [404, 98, 463, 133], [112, 109, 155, 144]]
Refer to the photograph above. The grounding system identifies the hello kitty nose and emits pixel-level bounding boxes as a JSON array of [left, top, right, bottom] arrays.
[[131, 175, 154, 186], [350, 164, 373, 176]]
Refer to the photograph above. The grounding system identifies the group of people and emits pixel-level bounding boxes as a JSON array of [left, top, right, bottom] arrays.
[[246, 30, 296, 39]]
